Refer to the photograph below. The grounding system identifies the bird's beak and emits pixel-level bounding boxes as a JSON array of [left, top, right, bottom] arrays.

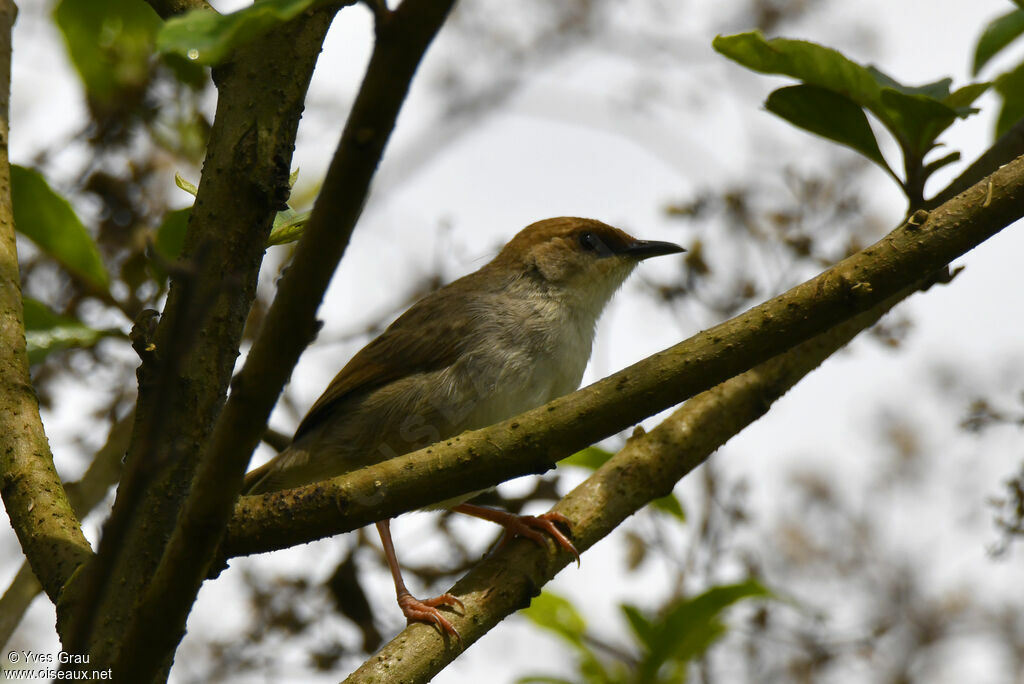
[[621, 239, 685, 260]]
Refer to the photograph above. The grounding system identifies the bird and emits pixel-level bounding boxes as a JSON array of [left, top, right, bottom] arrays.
[[241, 216, 684, 638]]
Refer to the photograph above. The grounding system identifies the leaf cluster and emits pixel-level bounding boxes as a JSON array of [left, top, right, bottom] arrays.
[[713, 31, 989, 206], [519, 581, 771, 684]]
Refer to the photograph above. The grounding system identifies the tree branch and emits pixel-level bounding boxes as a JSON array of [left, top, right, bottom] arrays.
[[60, 6, 341, 672], [0, 411, 132, 647], [225, 152, 1024, 557], [109, 1, 457, 681], [0, 0, 93, 603], [343, 277, 923, 684], [0, 562, 39, 649], [0, 412, 131, 649]]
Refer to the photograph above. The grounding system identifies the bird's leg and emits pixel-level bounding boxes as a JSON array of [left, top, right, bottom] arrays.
[[375, 519, 464, 639], [450, 503, 580, 565]]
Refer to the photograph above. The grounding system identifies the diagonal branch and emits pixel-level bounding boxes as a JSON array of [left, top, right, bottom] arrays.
[[109, 1, 458, 681], [224, 151, 1024, 557], [342, 272, 923, 684], [0, 412, 131, 649], [0, 563, 40, 649], [0, 0, 93, 603]]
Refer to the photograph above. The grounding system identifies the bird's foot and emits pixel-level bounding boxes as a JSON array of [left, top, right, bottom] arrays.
[[494, 511, 580, 565], [397, 590, 464, 641], [451, 503, 580, 565]]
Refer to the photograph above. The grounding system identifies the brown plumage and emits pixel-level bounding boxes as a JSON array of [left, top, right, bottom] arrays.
[[241, 217, 683, 637]]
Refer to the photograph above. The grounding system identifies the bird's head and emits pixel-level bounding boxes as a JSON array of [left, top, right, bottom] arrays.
[[492, 217, 684, 305]]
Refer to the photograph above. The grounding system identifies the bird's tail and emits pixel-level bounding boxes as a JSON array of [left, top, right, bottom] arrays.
[[240, 444, 318, 495], [240, 457, 279, 495]]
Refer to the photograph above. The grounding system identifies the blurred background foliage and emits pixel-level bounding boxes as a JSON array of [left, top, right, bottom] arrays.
[[3, 0, 1024, 682]]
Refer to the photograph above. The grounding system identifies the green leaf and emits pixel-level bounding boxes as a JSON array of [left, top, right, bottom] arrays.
[[22, 298, 118, 364], [764, 85, 891, 172], [973, 9, 1024, 75], [268, 208, 310, 246], [268, 169, 306, 244], [634, 580, 773, 682], [157, 0, 325, 66], [713, 32, 918, 159], [161, 51, 209, 89], [867, 70, 983, 156], [922, 150, 961, 181], [714, 31, 984, 170], [521, 592, 588, 646], [558, 446, 614, 470], [154, 207, 190, 262], [867, 67, 952, 99], [994, 61, 1024, 139], [11, 165, 109, 291], [54, 0, 161, 109], [648, 493, 686, 521], [661, 580, 771, 659], [521, 592, 612, 683], [713, 32, 883, 110], [174, 172, 198, 197], [944, 82, 991, 113], [621, 604, 656, 649], [877, 88, 959, 158]]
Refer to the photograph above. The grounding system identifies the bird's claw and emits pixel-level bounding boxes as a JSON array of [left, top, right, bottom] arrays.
[[397, 591, 464, 642], [496, 511, 580, 566]]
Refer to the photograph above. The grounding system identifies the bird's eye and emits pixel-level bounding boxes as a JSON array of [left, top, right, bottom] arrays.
[[578, 231, 601, 252]]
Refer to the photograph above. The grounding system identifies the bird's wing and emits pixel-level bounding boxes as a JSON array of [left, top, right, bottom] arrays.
[[292, 287, 476, 441]]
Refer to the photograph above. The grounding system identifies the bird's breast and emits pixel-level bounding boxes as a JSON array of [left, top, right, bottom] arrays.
[[444, 293, 597, 431]]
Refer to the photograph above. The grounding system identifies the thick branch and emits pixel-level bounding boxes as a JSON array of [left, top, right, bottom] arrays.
[[61, 6, 340, 671], [225, 152, 1024, 556], [0, 0, 93, 602], [108, 1, 457, 681], [343, 274, 920, 683], [0, 412, 130, 648]]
